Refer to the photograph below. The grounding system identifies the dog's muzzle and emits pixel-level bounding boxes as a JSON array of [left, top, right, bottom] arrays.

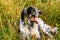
[[31, 17, 37, 22]]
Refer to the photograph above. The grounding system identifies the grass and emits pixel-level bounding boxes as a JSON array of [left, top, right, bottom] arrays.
[[0, 0, 60, 40]]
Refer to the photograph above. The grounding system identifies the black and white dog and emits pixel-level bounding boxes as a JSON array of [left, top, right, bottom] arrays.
[[19, 6, 58, 40], [19, 6, 42, 40]]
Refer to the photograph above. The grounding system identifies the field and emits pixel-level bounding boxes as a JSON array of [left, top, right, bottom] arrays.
[[0, 0, 60, 40]]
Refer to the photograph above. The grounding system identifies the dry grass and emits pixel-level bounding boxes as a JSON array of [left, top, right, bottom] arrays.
[[0, 0, 60, 40]]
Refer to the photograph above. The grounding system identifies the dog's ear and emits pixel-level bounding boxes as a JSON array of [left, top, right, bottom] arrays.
[[27, 6, 34, 17], [38, 10, 42, 16], [27, 6, 33, 14], [21, 8, 27, 22]]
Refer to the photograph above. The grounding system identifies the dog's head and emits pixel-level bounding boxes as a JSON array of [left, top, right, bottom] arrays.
[[27, 6, 42, 18], [21, 6, 42, 22]]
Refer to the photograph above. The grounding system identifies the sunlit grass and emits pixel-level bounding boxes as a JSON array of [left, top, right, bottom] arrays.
[[0, 0, 60, 40]]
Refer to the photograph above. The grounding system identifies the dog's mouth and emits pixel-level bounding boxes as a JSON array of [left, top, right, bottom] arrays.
[[31, 17, 37, 22]]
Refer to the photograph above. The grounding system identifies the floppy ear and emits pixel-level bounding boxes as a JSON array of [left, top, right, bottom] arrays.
[[38, 10, 42, 15], [27, 6, 33, 14], [21, 8, 27, 22], [27, 6, 34, 17]]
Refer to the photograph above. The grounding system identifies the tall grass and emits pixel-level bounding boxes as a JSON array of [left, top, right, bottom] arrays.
[[0, 0, 60, 40]]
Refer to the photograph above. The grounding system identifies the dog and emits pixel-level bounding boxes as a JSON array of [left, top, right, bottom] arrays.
[[19, 6, 42, 40], [31, 17, 58, 38]]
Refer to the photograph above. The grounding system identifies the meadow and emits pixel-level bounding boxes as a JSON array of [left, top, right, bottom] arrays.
[[0, 0, 60, 40]]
